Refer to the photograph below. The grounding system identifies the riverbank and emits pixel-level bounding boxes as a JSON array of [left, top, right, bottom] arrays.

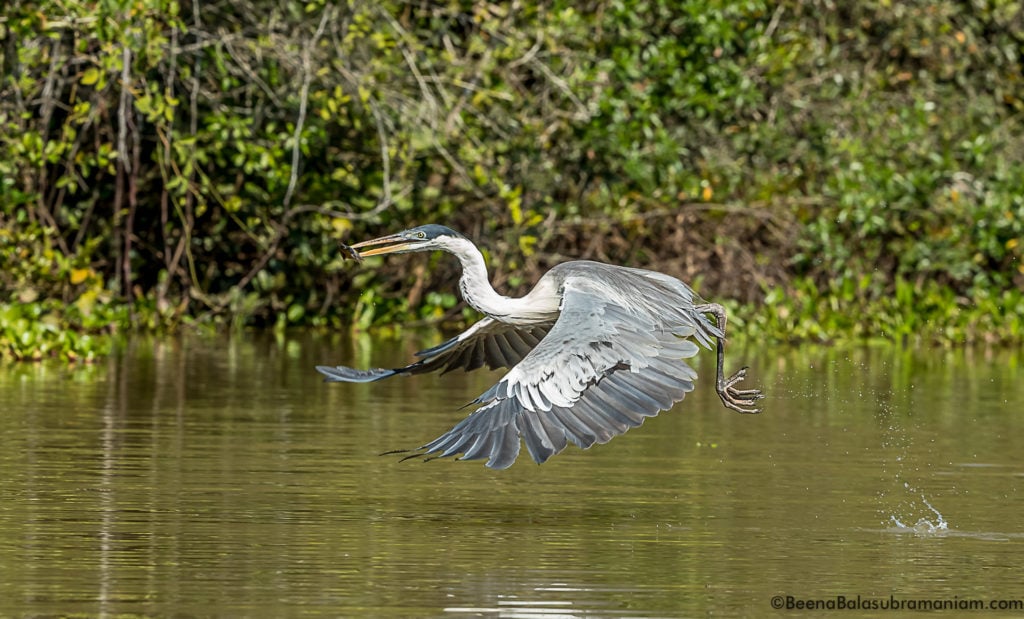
[[4, 276, 1021, 363]]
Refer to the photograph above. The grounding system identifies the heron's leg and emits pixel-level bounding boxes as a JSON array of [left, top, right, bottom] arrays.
[[694, 303, 764, 414]]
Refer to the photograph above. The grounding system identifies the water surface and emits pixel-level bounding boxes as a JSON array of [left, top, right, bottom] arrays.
[[1, 334, 1022, 616]]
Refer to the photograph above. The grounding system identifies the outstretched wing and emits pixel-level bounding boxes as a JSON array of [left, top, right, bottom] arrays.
[[315, 317, 552, 382], [406, 266, 722, 469]]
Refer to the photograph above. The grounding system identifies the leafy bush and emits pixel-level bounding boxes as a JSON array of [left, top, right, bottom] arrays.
[[1, 0, 1021, 360]]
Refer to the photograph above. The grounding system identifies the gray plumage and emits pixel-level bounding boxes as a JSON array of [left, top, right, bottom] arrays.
[[317, 225, 762, 469]]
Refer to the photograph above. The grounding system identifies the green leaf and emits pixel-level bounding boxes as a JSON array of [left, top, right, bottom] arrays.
[[81, 67, 100, 86], [286, 303, 305, 323]]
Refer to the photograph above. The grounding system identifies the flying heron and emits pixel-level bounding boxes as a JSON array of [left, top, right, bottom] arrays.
[[317, 224, 763, 469]]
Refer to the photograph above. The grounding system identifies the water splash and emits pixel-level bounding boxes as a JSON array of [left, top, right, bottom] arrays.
[[876, 392, 953, 535], [888, 483, 948, 534]]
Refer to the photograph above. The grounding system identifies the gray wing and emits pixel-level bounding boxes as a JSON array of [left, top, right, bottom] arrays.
[[315, 317, 552, 382], [407, 268, 720, 469]]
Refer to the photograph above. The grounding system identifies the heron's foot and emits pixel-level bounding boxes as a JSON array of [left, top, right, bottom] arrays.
[[717, 366, 764, 414]]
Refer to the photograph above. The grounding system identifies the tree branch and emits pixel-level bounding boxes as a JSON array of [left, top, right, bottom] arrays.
[[282, 6, 333, 209]]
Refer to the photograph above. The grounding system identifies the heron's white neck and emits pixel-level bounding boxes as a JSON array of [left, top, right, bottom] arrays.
[[441, 237, 559, 324]]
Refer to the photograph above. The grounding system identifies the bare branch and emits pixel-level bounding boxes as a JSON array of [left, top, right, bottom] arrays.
[[367, 102, 394, 208], [378, 7, 440, 121], [283, 6, 333, 209]]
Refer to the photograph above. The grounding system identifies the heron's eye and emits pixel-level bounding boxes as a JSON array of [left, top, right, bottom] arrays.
[[416, 231, 426, 239]]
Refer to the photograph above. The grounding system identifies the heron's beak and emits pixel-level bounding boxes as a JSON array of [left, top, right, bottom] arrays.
[[348, 233, 417, 258]]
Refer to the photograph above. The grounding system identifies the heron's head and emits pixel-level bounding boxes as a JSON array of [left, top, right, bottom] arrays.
[[348, 224, 470, 258]]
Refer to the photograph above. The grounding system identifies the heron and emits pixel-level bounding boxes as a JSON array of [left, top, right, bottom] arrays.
[[317, 224, 763, 469]]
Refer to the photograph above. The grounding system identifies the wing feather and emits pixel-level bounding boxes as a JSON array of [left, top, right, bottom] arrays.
[[505, 330, 536, 358], [466, 338, 486, 371], [484, 335, 510, 369], [460, 433, 495, 461], [583, 382, 650, 426], [516, 414, 555, 464], [571, 396, 633, 435], [489, 426, 521, 470], [407, 267, 717, 468], [546, 406, 600, 449], [316, 318, 552, 382]]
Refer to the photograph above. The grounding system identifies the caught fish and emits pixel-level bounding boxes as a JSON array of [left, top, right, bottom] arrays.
[[340, 243, 363, 263]]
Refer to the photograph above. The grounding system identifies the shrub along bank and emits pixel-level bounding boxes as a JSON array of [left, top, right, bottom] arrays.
[[1, 0, 1022, 360]]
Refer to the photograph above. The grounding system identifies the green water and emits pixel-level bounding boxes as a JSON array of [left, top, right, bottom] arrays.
[[1, 334, 1022, 617]]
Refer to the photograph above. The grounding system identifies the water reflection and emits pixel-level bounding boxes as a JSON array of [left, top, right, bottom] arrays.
[[0, 334, 1022, 616]]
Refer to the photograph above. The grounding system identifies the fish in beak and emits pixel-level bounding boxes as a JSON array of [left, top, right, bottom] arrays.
[[341, 231, 424, 261]]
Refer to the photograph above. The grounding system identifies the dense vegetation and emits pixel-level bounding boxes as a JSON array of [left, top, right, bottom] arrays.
[[2, 0, 1022, 361]]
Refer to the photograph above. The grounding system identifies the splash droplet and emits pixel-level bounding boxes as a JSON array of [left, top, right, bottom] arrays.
[[890, 494, 948, 534]]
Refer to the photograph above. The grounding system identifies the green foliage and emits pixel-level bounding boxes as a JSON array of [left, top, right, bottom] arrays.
[[1, 0, 1022, 361], [728, 277, 1024, 347], [0, 300, 118, 362], [0, 223, 121, 360]]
